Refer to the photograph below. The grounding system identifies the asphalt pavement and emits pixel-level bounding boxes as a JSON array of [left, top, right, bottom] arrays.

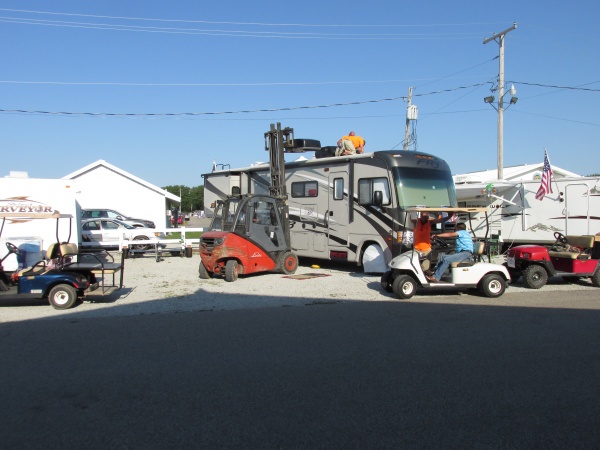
[[1, 289, 599, 449]]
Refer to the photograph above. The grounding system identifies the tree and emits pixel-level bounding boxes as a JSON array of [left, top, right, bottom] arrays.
[[162, 185, 204, 212]]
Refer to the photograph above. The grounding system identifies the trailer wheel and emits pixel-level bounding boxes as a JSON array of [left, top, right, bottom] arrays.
[[591, 266, 600, 288], [522, 265, 548, 289], [225, 260, 239, 282], [198, 262, 211, 279], [48, 284, 78, 310], [132, 235, 151, 251], [392, 275, 417, 299], [480, 274, 506, 298], [380, 271, 394, 293], [277, 251, 298, 275]]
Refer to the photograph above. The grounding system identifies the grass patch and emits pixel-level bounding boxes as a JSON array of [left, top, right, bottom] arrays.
[[165, 231, 203, 239]]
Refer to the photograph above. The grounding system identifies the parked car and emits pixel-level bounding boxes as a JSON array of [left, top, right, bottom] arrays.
[[81, 219, 164, 250], [171, 215, 184, 225], [81, 209, 155, 229]]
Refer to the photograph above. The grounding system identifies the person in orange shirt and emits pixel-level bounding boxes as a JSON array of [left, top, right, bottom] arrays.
[[336, 131, 365, 156], [412, 211, 454, 256]]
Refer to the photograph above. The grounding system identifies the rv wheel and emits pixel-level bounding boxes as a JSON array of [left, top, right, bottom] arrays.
[[225, 260, 239, 282], [278, 251, 298, 275]]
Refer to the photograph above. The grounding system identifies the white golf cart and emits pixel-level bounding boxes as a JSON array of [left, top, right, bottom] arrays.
[[381, 207, 511, 299]]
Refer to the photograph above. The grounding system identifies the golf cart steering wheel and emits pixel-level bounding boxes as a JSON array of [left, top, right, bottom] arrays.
[[431, 235, 450, 249], [5, 242, 18, 254], [553, 232, 568, 245]]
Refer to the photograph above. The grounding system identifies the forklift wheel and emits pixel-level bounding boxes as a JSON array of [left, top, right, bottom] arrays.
[[199, 262, 211, 279], [225, 260, 239, 282], [278, 251, 298, 275]]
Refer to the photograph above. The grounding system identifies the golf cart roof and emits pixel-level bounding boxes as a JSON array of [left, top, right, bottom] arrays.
[[405, 207, 488, 214]]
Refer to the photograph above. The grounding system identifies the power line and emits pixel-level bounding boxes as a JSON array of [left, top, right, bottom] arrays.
[[508, 80, 600, 92], [0, 8, 509, 29], [0, 84, 488, 118]]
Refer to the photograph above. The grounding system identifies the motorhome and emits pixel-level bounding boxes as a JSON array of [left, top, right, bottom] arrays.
[[203, 149, 458, 271], [455, 176, 600, 252], [0, 177, 81, 271]]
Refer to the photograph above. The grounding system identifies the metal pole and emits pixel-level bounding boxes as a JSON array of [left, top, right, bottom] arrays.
[[403, 87, 412, 151], [484, 22, 517, 180]]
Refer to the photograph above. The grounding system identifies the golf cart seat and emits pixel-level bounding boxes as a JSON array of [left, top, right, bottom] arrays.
[[450, 241, 485, 268], [17, 243, 64, 276], [548, 235, 595, 260]]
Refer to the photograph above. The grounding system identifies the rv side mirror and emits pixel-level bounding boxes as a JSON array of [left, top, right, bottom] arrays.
[[373, 191, 383, 206]]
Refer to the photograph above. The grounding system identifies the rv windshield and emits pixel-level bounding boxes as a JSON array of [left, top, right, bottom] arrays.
[[393, 167, 457, 208]]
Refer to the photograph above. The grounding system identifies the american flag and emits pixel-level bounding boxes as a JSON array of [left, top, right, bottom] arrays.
[[535, 149, 553, 201]]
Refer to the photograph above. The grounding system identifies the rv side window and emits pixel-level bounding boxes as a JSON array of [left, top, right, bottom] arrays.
[[291, 181, 318, 198], [358, 178, 391, 205], [333, 178, 344, 200]]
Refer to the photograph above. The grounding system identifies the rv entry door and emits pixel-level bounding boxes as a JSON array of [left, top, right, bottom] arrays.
[[327, 170, 349, 253]]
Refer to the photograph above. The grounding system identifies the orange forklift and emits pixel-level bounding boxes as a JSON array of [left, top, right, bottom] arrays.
[[198, 124, 303, 281]]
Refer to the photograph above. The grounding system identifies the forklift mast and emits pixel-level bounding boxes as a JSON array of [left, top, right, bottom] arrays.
[[264, 123, 294, 198], [264, 123, 294, 248]]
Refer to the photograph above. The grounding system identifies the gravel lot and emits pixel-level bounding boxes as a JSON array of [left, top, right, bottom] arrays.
[[1, 249, 597, 323]]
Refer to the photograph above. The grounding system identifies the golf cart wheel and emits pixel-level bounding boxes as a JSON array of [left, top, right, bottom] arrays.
[[591, 267, 600, 288], [380, 271, 394, 293], [132, 235, 151, 251], [198, 262, 211, 279], [522, 265, 548, 289], [392, 275, 417, 299], [48, 284, 78, 310], [480, 274, 506, 298], [225, 260, 239, 282], [277, 251, 298, 275]]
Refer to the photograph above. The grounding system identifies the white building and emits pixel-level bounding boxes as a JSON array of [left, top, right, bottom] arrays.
[[62, 160, 180, 229]]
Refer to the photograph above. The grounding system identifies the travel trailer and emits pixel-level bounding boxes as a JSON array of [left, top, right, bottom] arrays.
[[0, 177, 81, 272], [203, 149, 458, 271], [455, 176, 600, 252]]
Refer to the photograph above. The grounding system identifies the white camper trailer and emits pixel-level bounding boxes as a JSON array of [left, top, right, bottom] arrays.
[[0, 178, 81, 271], [455, 176, 600, 252], [203, 149, 458, 271]]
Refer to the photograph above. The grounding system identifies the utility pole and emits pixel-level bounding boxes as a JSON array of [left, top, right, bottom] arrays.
[[484, 22, 517, 180], [403, 87, 418, 151]]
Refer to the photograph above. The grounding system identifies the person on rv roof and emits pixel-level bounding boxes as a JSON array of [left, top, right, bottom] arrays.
[[335, 131, 365, 156]]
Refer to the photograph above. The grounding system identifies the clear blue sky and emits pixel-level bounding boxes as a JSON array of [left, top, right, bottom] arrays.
[[1, 0, 599, 187]]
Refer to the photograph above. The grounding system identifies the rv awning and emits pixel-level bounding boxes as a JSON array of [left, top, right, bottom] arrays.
[[405, 207, 488, 214]]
